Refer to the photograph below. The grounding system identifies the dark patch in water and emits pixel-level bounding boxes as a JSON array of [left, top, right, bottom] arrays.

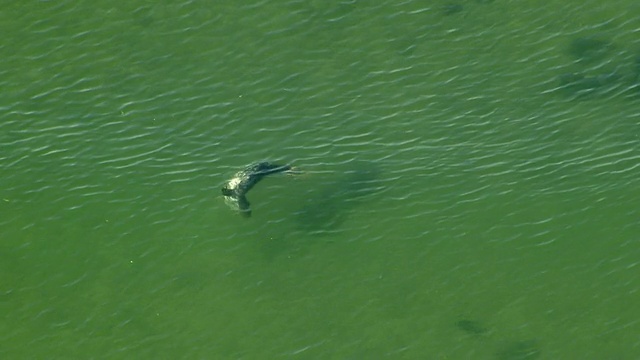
[[554, 36, 640, 100], [295, 161, 381, 235], [567, 37, 613, 64], [455, 319, 489, 335]]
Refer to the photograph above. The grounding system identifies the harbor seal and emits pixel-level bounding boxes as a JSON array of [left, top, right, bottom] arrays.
[[222, 162, 297, 217]]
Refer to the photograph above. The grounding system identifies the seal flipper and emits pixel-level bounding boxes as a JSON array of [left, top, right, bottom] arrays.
[[237, 195, 252, 217]]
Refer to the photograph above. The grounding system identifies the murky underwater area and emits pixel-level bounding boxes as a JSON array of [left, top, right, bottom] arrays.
[[1, 1, 639, 358]]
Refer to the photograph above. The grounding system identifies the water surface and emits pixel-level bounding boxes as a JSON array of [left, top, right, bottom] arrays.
[[1, 1, 639, 358]]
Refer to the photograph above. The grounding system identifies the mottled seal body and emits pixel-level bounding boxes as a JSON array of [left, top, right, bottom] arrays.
[[222, 162, 294, 217]]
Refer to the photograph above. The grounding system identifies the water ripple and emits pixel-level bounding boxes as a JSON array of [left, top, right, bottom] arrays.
[[1, 1, 640, 357]]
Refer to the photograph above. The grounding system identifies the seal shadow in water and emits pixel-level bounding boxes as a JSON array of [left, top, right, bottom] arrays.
[[293, 161, 382, 236]]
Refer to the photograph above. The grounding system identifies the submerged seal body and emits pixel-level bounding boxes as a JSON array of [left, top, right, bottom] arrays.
[[222, 162, 294, 217]]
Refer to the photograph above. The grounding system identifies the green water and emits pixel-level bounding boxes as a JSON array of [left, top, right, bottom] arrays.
[[2, 1, 639, 358]]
